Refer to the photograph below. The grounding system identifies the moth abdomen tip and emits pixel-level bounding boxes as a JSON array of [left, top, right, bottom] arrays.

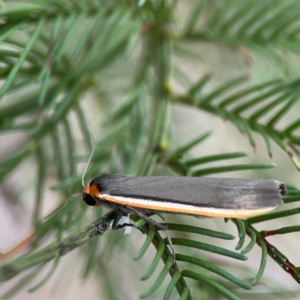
[[279, 182, 287, 196]]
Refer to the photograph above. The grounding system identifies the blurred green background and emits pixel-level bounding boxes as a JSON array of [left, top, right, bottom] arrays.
[[1, 1, 300, 299]]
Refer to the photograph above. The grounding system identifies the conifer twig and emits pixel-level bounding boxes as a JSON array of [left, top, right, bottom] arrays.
[[0, 212, 114, 282]]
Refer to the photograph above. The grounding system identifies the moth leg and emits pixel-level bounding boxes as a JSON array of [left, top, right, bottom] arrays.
[[124, 206, 175, 264], [155, 212, 165, 221], [111, 211, 134, 230]]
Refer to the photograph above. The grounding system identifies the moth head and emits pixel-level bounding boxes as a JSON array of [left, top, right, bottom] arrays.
[[82, 184, 100, 206]]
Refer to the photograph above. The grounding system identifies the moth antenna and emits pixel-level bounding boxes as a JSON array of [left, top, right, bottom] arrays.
[[44, 193, 82, 219], [82, 145, 96, 187]]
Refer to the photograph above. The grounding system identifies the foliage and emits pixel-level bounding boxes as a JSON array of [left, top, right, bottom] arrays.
[[0, 0, 300, 299]]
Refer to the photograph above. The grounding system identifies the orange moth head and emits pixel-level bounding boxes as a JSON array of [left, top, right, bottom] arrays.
[[82, 185, 100, 206]]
